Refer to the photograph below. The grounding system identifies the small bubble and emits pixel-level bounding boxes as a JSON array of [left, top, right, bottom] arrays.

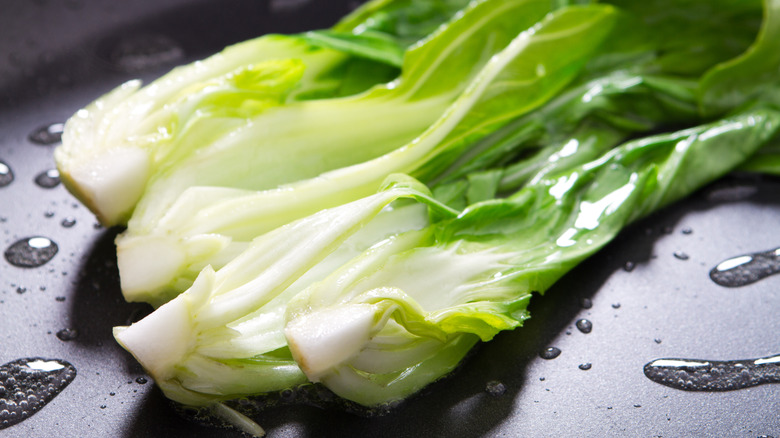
[[575, 319, 593, 334], [44, 211, 55, 218], [60, 218, 76, 228], [673, 251, 689, 261], [15, 287, 26, 295], [654, 338, 662, 344], [135, 377, 147, 385], [540, 347, 561, 360], [539, 377, 545, 381], [28, 123, 64, 145], [109, 392, 115, 396], [612, 303, 621, 309], [623, 261, 636, 272], [681, 227, 693, 235], [485, 380, 506, 397], [99, 405, 106, 409], [580, 298, 592, 309], [578, 363, 592, 371]]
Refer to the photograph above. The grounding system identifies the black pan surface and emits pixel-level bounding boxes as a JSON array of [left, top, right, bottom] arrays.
[[1, 1, 778, 437]]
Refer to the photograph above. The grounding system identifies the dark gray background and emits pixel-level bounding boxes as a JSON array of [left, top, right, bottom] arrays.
[[0, 1, 778, 436]]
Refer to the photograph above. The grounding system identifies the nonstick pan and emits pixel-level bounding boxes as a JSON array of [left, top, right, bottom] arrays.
[[1, 1, 778, 436]]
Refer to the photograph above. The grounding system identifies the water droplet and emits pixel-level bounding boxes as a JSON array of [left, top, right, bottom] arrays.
[[643, 354, 780, 391], [99, 404, 106, 409], [681, 227, 693, 235], [540, 347, 561, 360], [575, 319, 593, 334], [55, 296, 65, 302], [623, 261, 635, 272], [34, 169, 60, 188], [4, 237, 58, 268], [539, 377, 545, 381], [28, 123, 64, 145], [60, 218, 76, 228], [485, 380, 506, 397], [0, 358, 76, 429], [654, 338, 662, 344], [578, 363, 592, 371], [44, 211, 55, 218], [673, 251, 689, 261], [104, 33, 184, 73], [0, 161, 13, 188], [15, 287, 26, 295], [135, 377, 147, 385], [55, 328, 78, 342], [633, 404, 642, 408], [279, 388, 295, 402], [109, 392, 115, 396], [580, 298, 592, 309], [710, 247, 780, 287], [612, 303, 621, 309]]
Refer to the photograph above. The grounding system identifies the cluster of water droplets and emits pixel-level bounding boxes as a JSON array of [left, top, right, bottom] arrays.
[[0, 123, 84, 430], [0, 358, 76, 429], [644, 354, 780, 391]]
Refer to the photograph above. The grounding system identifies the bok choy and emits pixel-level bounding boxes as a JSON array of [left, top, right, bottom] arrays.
[[52, 0, 780, 436]]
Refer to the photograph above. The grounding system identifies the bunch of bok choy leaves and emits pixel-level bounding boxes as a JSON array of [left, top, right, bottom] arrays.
[[55, 0, 780, 435]]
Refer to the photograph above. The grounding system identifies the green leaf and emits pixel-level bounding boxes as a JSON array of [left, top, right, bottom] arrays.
[[699, 0, 780, 115]]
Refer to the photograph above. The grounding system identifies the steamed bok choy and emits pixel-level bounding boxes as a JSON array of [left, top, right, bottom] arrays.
[[53, 0, 780, 435]]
